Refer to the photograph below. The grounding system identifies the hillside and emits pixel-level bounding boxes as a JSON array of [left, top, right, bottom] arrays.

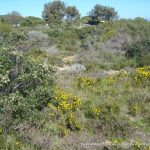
[[0, 14, 44, 26], [0, 12, 150, 150]]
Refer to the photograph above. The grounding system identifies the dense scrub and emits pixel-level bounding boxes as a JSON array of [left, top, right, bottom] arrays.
[[0, 17, 150, 149]]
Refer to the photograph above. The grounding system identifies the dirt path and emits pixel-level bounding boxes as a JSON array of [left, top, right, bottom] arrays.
[[56, 55, 78, 72], [62, 55, 77, 63]]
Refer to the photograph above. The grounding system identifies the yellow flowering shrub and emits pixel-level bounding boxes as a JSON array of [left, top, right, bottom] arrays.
[[66, 112, 82, 131], [48, 89, 82, 131], [134, 66, 150, 85], [91, 107, 101, 118], [58, 126, 68, 137], [49, 89, 81, 113], [47, 88, 83, 132], [107, 71, 128, 84], [107, 76, 115, 85], [75, 77, 95, 88], [136, 66, 150, 78]]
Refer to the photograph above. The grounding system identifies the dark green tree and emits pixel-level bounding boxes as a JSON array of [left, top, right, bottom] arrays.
[[42, 0, 66, 25], [65, 6, 80, 21], [89, 4, 118, 23]]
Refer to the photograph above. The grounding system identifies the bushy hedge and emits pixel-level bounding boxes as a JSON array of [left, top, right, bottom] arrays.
[[0, 46, 55, 126]]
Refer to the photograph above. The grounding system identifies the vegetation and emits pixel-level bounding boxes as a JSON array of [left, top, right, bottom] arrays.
[[65, 6, 80, 21], [125, 37, 150, 66], [42, 0, 80, 26], [42, 0, 66, 25], [0, 1, 150, 150], [20, 16, 45, 27], [89, 4, 118, 24], [4, 11, 22, 25]]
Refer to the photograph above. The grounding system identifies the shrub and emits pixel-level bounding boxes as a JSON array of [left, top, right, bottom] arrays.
[[0, 22, 12, 35], [47, 29, 63, 39], [47, 88, 83, 132], [125, 38, 150, 66], [0, 22, 12, 43], [50, 88, 81, 113], [58, 30, 80, 51], [0, 46, 55, 126], [3, 30, 27, 45], [0, 134, 22, 150], [21, 16, 45, 27], [75, 27, 94, 40], [27, 31, 50, 47]]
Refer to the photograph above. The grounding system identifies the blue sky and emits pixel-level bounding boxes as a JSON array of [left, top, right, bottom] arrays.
[[0, 0, 150, 19]]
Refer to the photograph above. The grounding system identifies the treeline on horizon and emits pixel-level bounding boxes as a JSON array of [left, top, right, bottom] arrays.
[[0, 0, 149, 27]]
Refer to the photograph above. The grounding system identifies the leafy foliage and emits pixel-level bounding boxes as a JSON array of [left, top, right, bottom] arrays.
[[89, 4, 118, 23], [0, 47, 55, 125], [125, 38, 150, 66], [65, 6, 80, 21], [42, 0, 66, 25], [0, 22, 12, 36]]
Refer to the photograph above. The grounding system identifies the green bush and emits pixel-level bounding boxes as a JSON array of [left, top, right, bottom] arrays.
[[3, 31, 27, 45], [0, 46, 55, 125], [125, 38, 150, 66], [75, 27, 94, 40], [0, 134, 22, 150], [20, 16, 45, 27], [58, 30, 80, 51], [0, 22, 12, 36], [47, 29, 63, 39]]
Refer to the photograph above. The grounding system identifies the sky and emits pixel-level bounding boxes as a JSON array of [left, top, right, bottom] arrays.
[[0, 0, 150, 19]]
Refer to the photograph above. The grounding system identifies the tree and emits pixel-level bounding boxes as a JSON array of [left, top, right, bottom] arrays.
[[42, 0, 66, 25], [89, 4, 118, 23], [6, 11, 22, 25], [65, 6, 80, 21]]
